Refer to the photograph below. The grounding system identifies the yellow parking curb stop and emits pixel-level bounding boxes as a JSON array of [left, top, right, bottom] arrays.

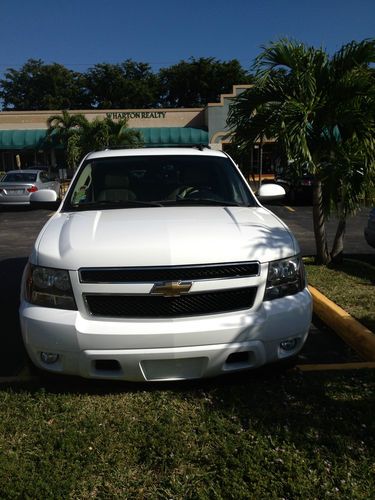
[[309, 285, 375, 362]]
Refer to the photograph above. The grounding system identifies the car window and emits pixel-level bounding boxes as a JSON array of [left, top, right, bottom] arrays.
[[70, 164, 93, 204], [39, 172, 50, 183], [64, 155, 256, 210], [3, 173, 37, 183]]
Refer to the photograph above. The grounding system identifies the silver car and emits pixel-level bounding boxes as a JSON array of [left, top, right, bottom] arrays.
[[0, 169, 60, 207]]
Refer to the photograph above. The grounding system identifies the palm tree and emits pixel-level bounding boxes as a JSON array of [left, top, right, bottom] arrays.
[[227, 38, 375, 264], [46, 109, 88, 145], [47, 112, 143, 170], [95, 116, 143, 149], [71, 117, 143, 160], [46, 110, 89, 169]]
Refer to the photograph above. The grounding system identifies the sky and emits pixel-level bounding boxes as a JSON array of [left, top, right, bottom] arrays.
[[0, 0, 374, 76]]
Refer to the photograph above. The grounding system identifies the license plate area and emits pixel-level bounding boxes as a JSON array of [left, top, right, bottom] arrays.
[[7, 189, 24, 195], [140, 357, 208, 381]]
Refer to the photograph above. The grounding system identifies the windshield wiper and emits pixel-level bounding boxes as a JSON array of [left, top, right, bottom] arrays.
[[159, 198, 246, 207], [70, 200, 163, 210]]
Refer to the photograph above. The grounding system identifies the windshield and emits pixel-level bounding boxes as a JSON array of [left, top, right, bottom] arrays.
[[2, 173, 37, 183], [63, 155, 256, 211]]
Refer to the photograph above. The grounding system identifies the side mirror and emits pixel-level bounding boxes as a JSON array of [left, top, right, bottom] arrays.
[[30, 189, 61, 210], [257, 183, 286, 202]]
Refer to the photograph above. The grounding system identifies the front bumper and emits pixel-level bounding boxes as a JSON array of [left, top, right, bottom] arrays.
[[20, 288, 312, 382], [0, 200, 30, 206]]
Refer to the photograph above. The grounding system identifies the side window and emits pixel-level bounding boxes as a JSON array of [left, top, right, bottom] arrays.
[[70, 164, 93, 204], [39, 172, 49, 183]]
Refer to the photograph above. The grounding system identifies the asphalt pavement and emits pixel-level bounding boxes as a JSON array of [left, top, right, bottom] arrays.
[[266, 204, 372, 256], [0, 205, 370, 378], [0, 207, 52, 376]]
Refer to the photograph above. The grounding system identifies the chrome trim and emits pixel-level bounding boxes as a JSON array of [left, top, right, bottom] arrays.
[[78, 261, 261, 284], [150, 281, 193, 297]]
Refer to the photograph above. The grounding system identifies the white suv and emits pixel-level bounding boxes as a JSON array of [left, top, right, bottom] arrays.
[[19, 147, 312, 382]]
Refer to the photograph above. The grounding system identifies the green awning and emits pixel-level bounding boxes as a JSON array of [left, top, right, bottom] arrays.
[[135, 127, 208, 147], [0, 129, 52, 150], [0, 127, 208, 150]]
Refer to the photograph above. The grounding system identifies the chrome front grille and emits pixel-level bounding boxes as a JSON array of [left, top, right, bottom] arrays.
[[79, 262, 259, 283]]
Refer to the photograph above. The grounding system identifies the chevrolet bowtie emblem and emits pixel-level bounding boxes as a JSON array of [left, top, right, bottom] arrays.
[[150, 280, 193, 297]]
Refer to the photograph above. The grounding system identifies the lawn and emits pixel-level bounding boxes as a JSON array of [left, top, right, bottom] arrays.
[[304, 254, 375, 333], [0, 369, 374, 499], [1, 256, 374, 498]]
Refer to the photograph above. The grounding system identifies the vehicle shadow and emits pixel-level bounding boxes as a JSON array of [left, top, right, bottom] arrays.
[[0, 256, 29, 376]]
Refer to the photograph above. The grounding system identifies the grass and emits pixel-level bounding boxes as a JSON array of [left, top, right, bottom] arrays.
[[0, 369, 374, 499], [304, 254, 375, 333], [1, 254, 374, 498]]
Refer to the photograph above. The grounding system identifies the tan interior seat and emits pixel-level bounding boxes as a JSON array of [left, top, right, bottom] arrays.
[[97, 174, 136, 202]]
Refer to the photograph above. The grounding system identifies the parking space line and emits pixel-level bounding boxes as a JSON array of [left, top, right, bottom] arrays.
[[284, 206, 295, 212]]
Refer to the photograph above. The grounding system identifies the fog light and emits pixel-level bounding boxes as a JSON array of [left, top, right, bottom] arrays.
[[280, 339, 298, 351], [40, 352, 60, 364]]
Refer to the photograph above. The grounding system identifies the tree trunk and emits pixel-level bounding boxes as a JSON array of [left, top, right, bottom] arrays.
[[331, 212, 346, 264], [312, 178, 330, 265], [330, 218, 346, 263]]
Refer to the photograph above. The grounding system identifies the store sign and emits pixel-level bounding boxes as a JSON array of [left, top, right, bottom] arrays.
[[106, 111, 167, 120]]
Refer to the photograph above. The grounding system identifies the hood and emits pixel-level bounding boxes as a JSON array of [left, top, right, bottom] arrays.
[[32, 206, 298, 269]]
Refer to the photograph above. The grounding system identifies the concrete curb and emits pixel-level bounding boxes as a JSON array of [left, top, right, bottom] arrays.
[[309, 285, 375, 362]]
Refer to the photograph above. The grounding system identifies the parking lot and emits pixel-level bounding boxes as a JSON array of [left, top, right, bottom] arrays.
[[0, 205, 370, 378], [268, 204, 371, 256]]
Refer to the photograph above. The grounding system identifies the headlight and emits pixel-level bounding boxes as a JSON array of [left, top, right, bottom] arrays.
[[24, 264, 77, 310], [264, 255, 305, 301]]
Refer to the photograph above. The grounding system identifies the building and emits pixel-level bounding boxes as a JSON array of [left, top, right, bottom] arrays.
[[0, 84, 276, 176]]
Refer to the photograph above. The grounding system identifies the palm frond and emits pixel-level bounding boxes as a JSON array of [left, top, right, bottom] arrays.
[[331, 38, 375, 77]]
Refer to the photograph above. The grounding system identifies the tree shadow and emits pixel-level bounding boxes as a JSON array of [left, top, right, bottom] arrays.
[[2, 363, 374, 466], [0, 256, 29, 376]]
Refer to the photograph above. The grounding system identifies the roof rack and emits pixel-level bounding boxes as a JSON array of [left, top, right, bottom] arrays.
[[193, 144, 211, 151], [104, 144, 211, 151]]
